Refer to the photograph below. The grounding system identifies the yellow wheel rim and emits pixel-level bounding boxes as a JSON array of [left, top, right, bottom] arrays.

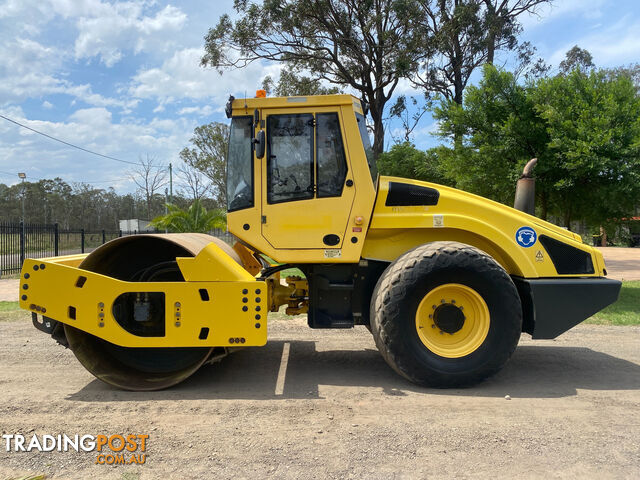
[[415, 283, 490, 358]]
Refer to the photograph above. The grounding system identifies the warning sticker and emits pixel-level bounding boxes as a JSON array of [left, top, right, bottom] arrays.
[[324, 249, 341, 259], [433, 214, 444, 228], [535, 250, 544, 262], [516, 226, 537, 248]]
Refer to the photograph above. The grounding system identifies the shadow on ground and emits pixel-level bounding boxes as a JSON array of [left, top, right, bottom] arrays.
[[66, 340, 640, 402]]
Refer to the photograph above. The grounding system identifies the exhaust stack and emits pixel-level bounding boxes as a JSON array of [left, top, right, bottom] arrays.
[[514, 158, 537, 215]]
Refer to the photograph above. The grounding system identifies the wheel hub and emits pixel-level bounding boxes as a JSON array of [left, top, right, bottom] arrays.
[[433, 303, 465, 334], [415, 283, 491, 358]]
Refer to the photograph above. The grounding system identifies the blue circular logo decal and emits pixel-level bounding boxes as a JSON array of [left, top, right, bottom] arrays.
[[516, 227, 537, 248]]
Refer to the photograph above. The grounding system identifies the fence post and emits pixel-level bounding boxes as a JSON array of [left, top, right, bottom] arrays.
[[119, 230, 122, 237], [81, 229, 85, 253], [19, 221, 25, 267], [102, 229, 106, 244], [54, 223, 59, 256]]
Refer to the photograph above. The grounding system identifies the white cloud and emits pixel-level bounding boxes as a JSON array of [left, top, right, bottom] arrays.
[[178, 105, 214, 116], [74, 4, 187, 66], [129, 48, 283, 106], [42, 101, 53, 109], [548, 17, 640, 68], [0, 106, 196, 191], [0, 1, 188, 68], [519, 0, 607, 30], [0, 31, 138, 111]]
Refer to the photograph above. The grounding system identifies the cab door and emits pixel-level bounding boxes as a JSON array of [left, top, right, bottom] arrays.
[[261, 108, 355, 250]]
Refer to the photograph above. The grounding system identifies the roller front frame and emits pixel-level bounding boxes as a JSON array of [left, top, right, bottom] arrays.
[[20, 256, 268, 349]]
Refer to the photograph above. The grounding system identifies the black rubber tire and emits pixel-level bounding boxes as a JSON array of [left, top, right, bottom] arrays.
[[370, 241, 522, 387]]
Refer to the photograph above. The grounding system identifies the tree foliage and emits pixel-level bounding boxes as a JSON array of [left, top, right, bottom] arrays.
[[377, 142, 452, 185], [413, 0, 551, 104], [534, 68, 640, 226], [389, 95, 431, 143], [559, 45, 594, 74], [202, 0, 426, 156], [150, 200, 226, 233], [262, 70, 340, 96], [434, 65, 547, 205], [435, 58, 640, 227], [0, 176, 220, 230], [179, 122, 229, 207], [177, 162, 213, 202]]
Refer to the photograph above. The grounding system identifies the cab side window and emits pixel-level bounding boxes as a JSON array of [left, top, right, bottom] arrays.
[[227, 116, 254, 212], [316, 113, 347, 198], [356, 112, 377, 183], [267, 114, 314, 204]]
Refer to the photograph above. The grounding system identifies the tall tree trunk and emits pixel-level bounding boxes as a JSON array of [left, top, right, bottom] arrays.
[[372, 116, 385, 158], [563, 206, 572, 229], [539, 192, 548, 220], [486, 31, 496, 64], [484, 0, 497, 64], [369, 96, 385, 158]]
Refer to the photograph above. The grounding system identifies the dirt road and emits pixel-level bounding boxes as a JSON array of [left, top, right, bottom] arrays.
[[597, 247, 640, 281], [0, 312, 638, 479]]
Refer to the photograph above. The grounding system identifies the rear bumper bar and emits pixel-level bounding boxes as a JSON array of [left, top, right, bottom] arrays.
[[512, 277, 621, 339]]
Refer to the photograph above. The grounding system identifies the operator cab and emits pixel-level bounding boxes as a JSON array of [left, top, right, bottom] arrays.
[[225, 94, 377, 263]]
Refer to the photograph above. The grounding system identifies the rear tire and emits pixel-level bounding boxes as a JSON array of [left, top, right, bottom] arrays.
[[370, 241, 522, 387]]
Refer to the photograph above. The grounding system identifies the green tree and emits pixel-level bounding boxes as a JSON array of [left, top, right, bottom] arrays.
[[435, 61, 640, 228], [179, 122, 229, 207], [413, 0, 551, 105], [202, 0, 426, 157], [262, 70, 340, 96], [150, 200, 227, 233], [377, 142, 452, 185], [534, 68, 640, 227], [558, 45, 594, 74], [434, 64, 548, 206]]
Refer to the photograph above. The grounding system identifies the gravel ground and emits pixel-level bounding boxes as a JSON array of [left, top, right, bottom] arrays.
[[0, 311, 639, 480], [596, 247, 640, 281]]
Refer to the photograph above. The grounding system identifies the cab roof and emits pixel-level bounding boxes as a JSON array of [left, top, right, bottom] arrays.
[[229, 94, 363, 116]]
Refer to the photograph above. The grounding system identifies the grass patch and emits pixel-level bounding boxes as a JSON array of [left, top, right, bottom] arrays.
[[6, 475, 46, 480], [0, 301, 29, 322], [0, 301, 20, 312], [257, 254, 306, 278], [586, 281, 640, 326], [279, 267, 305, 278]]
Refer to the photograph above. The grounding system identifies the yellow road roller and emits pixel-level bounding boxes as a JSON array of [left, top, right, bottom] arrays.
[[20, 94, 621, 390]]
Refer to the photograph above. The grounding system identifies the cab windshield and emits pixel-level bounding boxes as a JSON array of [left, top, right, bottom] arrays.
[[226, 116, 254, 212]]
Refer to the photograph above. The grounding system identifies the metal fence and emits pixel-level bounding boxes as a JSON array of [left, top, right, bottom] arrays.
[[0, 222, 235, 277]]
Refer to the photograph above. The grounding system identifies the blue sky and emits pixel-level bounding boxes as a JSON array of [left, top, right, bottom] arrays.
[[0, 0, 639, 193]]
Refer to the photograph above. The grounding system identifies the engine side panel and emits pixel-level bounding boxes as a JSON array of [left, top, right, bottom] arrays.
[[362, 177, 606, 278]]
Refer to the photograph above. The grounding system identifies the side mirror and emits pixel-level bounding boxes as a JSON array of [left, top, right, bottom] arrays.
[[253, 130, 265, 159], [225, 95, 235, 119]]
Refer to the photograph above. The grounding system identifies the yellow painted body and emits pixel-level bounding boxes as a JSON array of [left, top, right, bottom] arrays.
[[20, 245, 267, 348], [227, 94, 605, 278], [363, 177, 606, 278], [227, 95, 376, 263], [19, 93, 608, 353]]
